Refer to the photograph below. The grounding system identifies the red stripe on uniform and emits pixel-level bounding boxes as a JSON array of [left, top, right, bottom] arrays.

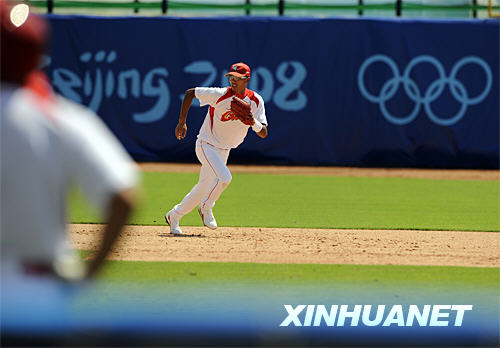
[[25, 71, 54, 102], [200, 141, 220, 209], [201, 141, 217, 177], [203, 179, 219, 210], [247, 90, 259, 108], [215, 87, 234, 105], [209, 106, 215, 133], [25, 71, 57, 122], [215, 88, 259, 107]]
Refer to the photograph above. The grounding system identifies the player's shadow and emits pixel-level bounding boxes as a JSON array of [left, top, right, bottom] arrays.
[[158, 233, 206, 238]]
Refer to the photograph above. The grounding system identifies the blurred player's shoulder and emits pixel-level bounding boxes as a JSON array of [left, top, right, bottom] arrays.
[[53, 95, 130, 153], [54, 94, 98, 119], [1, 83, 54, 132]]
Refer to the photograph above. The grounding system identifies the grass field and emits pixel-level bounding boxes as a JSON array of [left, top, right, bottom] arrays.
[[71, 172, 500, 231], [70, 171, 499, 292], [81, 258, 499, 324], [95, 259, 499, 290]]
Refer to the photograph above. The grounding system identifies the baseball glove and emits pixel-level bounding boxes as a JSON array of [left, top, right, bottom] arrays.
[[230, 97, 254, 125]]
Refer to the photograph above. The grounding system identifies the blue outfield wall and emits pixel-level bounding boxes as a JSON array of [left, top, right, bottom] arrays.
[[44, 16, 499, 168]]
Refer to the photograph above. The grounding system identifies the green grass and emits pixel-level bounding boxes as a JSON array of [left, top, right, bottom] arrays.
[[78, 249, 499, 291], [72, 172, 499, 301], [96, 259, 499, 288], [70, 172, 500, 231], [88, 259, 500, 307], [75, 260, 500, 329]]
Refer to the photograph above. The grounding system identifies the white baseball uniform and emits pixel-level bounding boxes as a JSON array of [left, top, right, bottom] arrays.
[[172, 87, 267, 216], [0, 79, 139, 278]]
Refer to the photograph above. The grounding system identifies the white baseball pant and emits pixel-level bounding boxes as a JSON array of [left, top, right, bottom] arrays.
[[173, 139, 231, 216]]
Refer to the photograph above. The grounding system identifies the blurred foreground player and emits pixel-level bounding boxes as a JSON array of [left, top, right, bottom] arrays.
[[0, 0, 139, 281]]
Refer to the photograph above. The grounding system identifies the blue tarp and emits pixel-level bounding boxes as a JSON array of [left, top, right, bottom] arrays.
[[45, 16, 499, 168]]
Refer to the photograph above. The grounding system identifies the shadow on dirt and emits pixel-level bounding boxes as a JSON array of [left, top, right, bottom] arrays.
[[158, 233, 206, 238]]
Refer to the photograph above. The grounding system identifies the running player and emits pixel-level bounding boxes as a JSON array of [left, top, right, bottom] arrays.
[[165, 62, 267, 234]]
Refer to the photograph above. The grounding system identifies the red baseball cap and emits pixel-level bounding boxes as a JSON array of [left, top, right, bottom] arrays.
[[0, 0, 48, 84], [224, 62, 251, 79]]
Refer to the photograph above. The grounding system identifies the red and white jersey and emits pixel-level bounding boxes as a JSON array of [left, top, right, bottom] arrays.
[[195, 87, 267, 149]]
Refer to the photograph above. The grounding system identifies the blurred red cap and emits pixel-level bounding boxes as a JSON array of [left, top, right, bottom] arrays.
[[1, 0, 48, 84]]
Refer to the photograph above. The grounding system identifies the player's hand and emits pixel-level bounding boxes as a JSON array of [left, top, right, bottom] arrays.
[[175, 122, 187, 140]]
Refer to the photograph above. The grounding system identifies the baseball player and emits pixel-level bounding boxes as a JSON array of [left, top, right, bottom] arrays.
[[165, 62, 268, 235], [1, 1, 139, 281]]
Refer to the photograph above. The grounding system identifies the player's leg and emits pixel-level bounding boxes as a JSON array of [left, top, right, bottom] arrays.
[[197, 141, 231, 229], [172, 165, 213, 216], [165, 140, 217, 234]]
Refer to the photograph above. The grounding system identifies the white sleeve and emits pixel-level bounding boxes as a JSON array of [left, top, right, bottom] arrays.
[[58, 98, 140, 213], [195, 87, 227, 107], [253, 94, 268, 126]]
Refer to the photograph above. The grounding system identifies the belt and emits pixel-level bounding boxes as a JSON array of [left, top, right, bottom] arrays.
[[198, 139, 230, 151], [22, 261, 55, 276]]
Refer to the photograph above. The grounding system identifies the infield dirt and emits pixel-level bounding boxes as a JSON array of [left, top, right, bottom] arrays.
[[69, 164, 500, 267]]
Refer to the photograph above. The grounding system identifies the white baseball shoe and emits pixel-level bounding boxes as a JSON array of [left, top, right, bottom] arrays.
[[198, 205, 217, 230], [165, 210, 183, 235]]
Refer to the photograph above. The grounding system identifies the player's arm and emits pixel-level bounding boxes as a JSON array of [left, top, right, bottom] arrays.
[[252, 96, 268, 139], [175, 88, 196, 140], [85, 188, 136, 278], [60, 98, 140, 280]]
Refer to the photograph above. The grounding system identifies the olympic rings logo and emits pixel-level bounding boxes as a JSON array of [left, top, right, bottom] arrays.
[[357, 55, 492, 126]]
